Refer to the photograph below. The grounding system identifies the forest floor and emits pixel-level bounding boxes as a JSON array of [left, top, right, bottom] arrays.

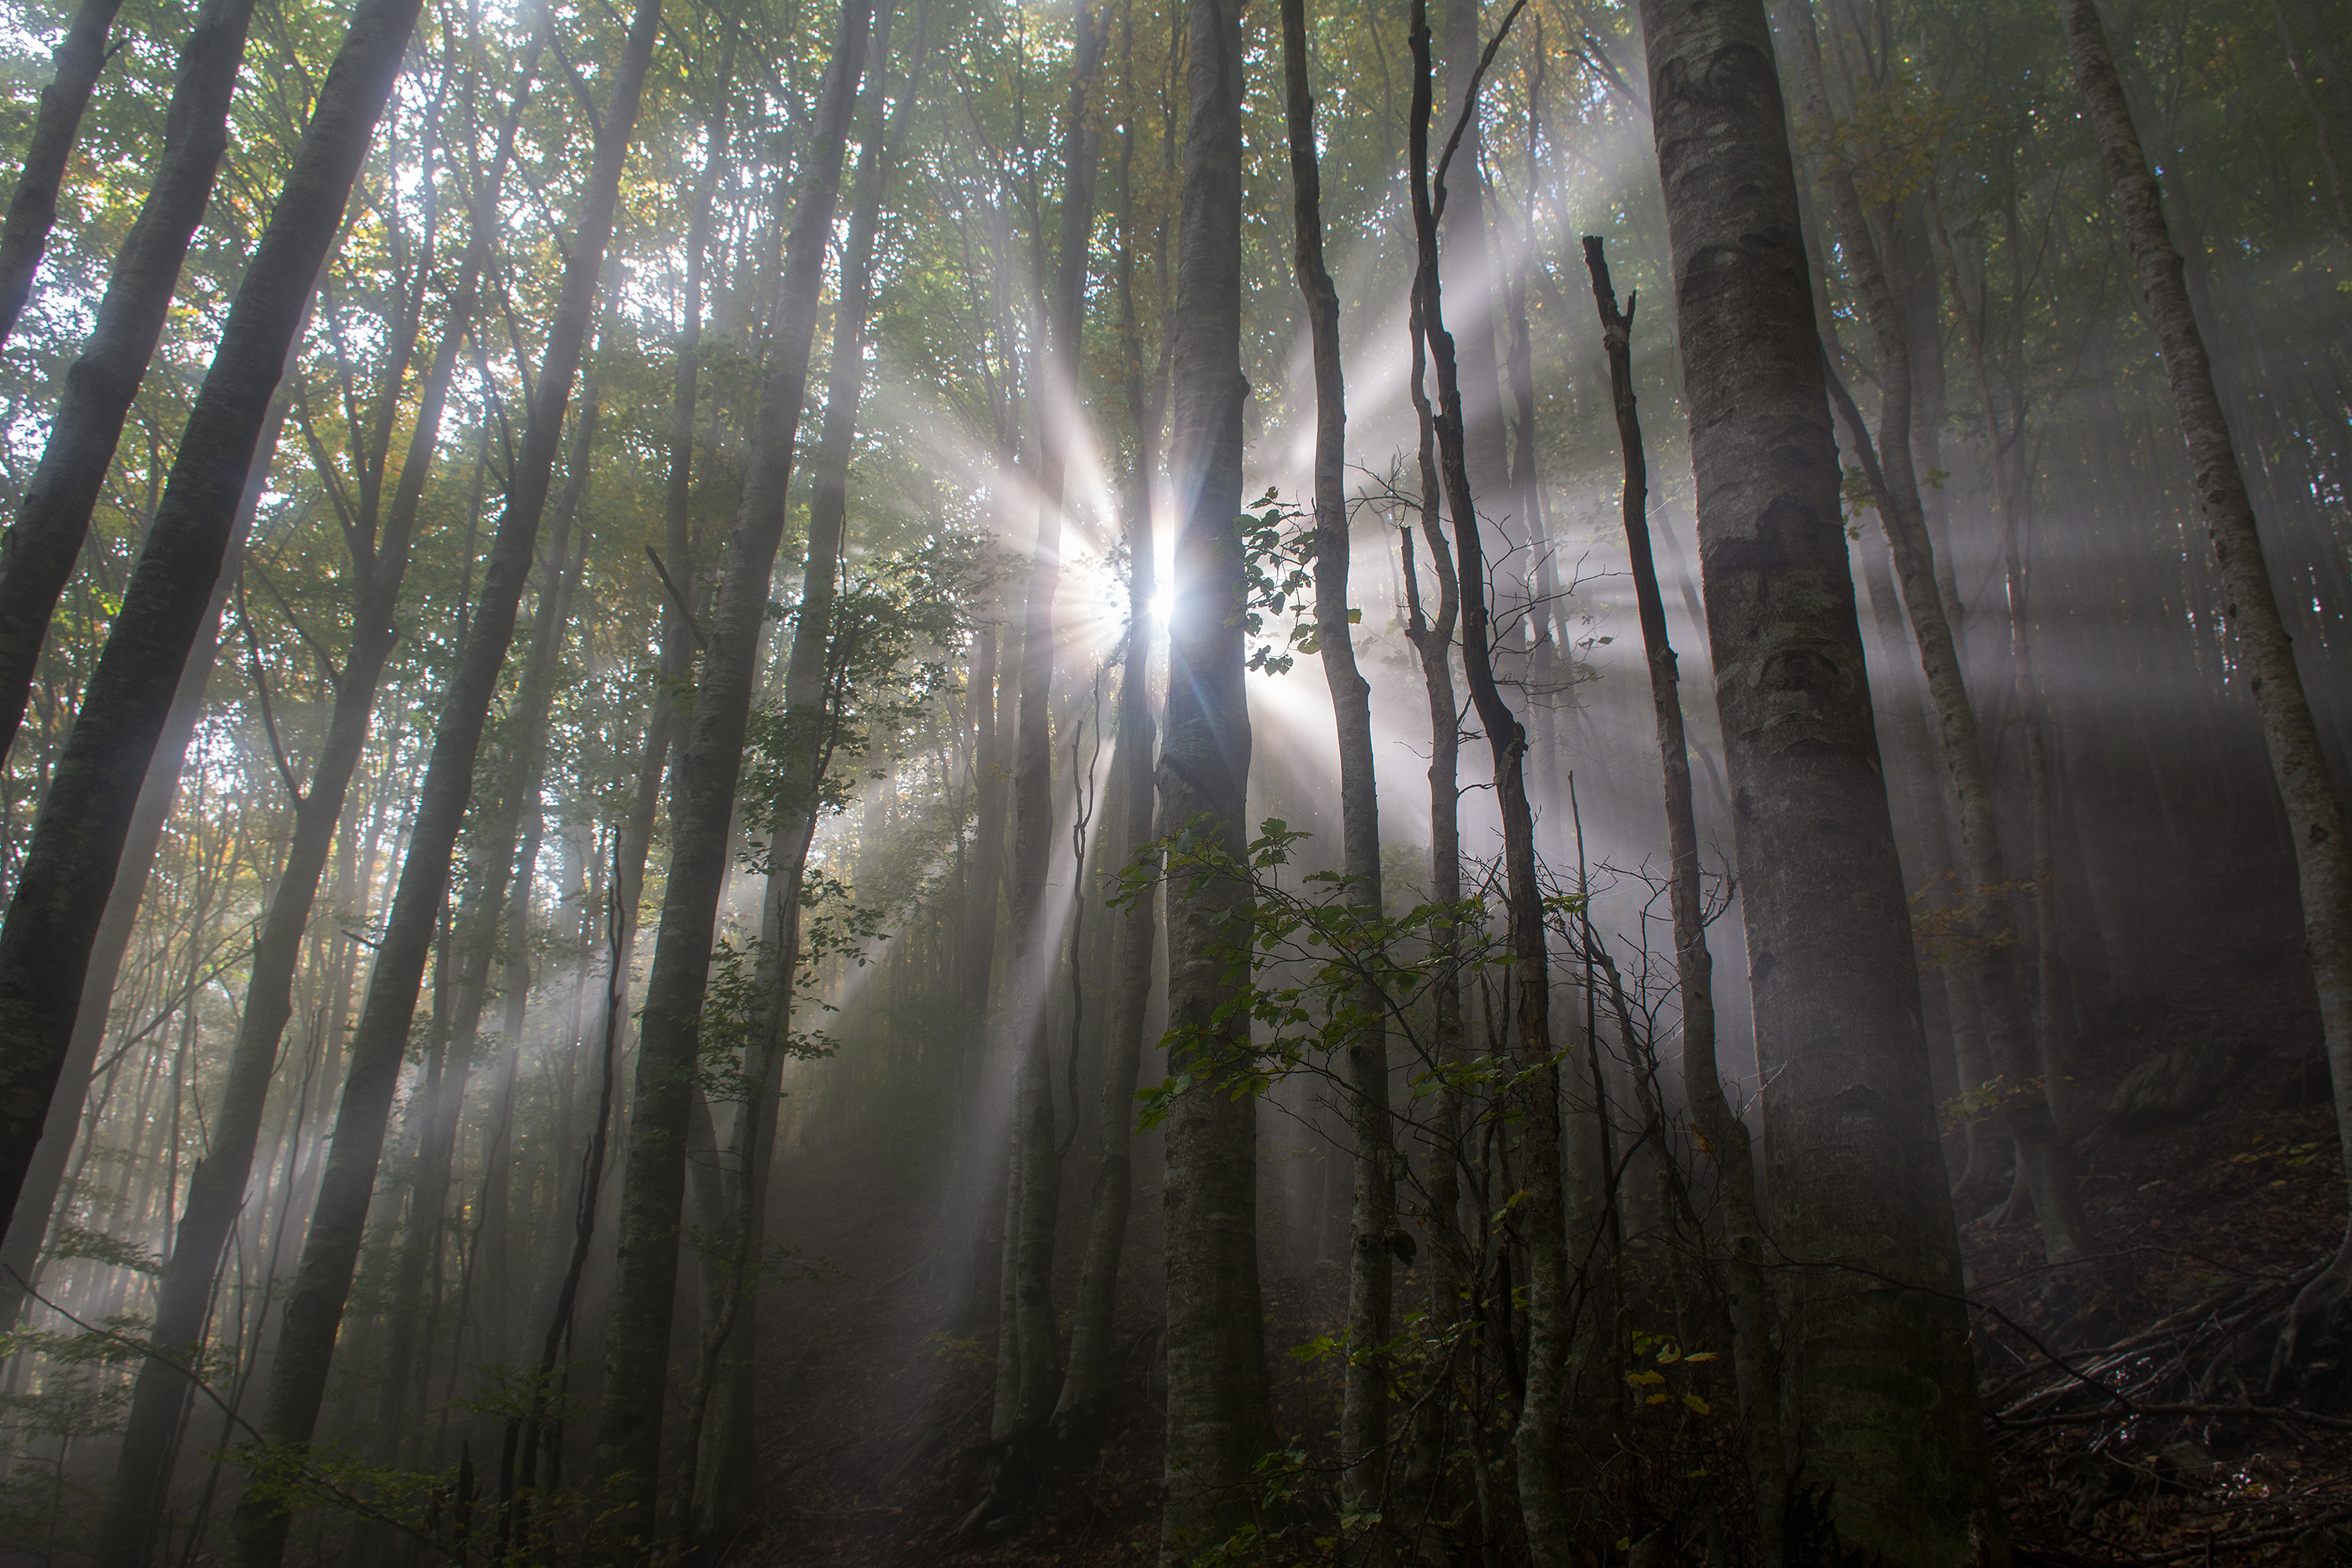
[[729, 924, 2352, 1565]]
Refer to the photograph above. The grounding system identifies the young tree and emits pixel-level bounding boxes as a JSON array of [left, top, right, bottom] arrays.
[[1634, 0, 1996, 1557], [1157, 0, 1274, 1550], [1584, 235, 1786, 1566]]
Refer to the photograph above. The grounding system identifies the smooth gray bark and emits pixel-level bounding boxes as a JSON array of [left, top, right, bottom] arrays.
[[1158, 0, 1274, 1552], [1635, 0, 1998, 1557]]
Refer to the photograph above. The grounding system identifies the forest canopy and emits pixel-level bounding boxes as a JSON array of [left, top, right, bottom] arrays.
[[0, 0, 2347, 1562]]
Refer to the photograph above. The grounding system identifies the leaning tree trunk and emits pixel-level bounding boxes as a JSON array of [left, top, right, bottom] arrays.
[[217, 2, 659, 1560], [2053, 0, 2352, 1352], [0, 0, 262, 766], [1634, 0, 1998, 1559], [1278, 0, 1394, 1544], [589, 1, 871, 1548], [1158, 0, 1274, 1554], [0, 0, 416, 1257], [1779, 0, 2087, 1265], [1584, 236, 1787, 1567], [1410, 6, 1564, 1559], [0, 0, 126, 351]]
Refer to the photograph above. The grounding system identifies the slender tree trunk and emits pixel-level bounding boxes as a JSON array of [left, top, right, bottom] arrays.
[[216, 1, 656, 1558], [1051, 42, 1161, 1447], [1158, 0, 1274, 1552], [1584, 237, 1786, 1566], [1634, 0, 1998, 1557], [0, 0, 419, 1256], [0, 0, 126, 351], [691, 9, 917, 1537], [994, 0, 1102, 1455], [2054, 0, 2352, 1352], [0, 0, 262, 764], [1278, 0, 1392, 1545], [1410, 9, 1564, 1559], [590, 1, 871, 1546], [1395, 281, 1465, 1568]]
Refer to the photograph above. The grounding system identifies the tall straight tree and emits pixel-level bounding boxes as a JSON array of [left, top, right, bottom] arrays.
[[2053, 0, 2352, 1354], [91, 62, 536, 1560], [0, 0, 127, 350], [216, 0, 663, 1558], [590, 0, 874, 1546], [0, 0, 419, 1254], [0, 0, 263, 766], [1158, 0, 1273, 1552], [1276, 0, 1393, 1539], [1635, 0, 1997, 1557]]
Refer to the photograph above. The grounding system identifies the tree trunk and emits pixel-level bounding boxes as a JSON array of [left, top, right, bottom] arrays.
[[0, 0, 418, 1258], [994, 0, 1102, 1456], [1780, 0, 2088, 1265], [0, 0, 127, 351], [1584, 236, 1787, 1566], [2054, 0, 2352, 1353], [690, 7, 916, 1537], [1278, 0, 1393, 1545], [216, 0, 656, 1557], [1158, 0, 1274, 1552], [0, 0, 262, 765], [1051, 34, 1161, 1447], [589, 0, 871, 1546], [1410, 8, 1564, 1557], [1634, 0, 1998, 1557]]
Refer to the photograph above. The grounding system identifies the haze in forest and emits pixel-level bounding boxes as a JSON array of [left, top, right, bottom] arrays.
[[0, 0, 2347, 1563]]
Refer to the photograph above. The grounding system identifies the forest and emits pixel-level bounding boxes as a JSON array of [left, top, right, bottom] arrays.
[[0, 0, 2347, 1559]]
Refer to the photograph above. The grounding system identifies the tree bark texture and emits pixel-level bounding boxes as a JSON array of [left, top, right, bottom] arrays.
[[216, 0, 655, 1558], [0, 0, 127, 351], [1158, 0, 1273, 1553], [1635, 0, 1997, 1558], [589, 0, 871, 1546], [0, 0, 261, 766], [0, 0, 416, 1261]]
